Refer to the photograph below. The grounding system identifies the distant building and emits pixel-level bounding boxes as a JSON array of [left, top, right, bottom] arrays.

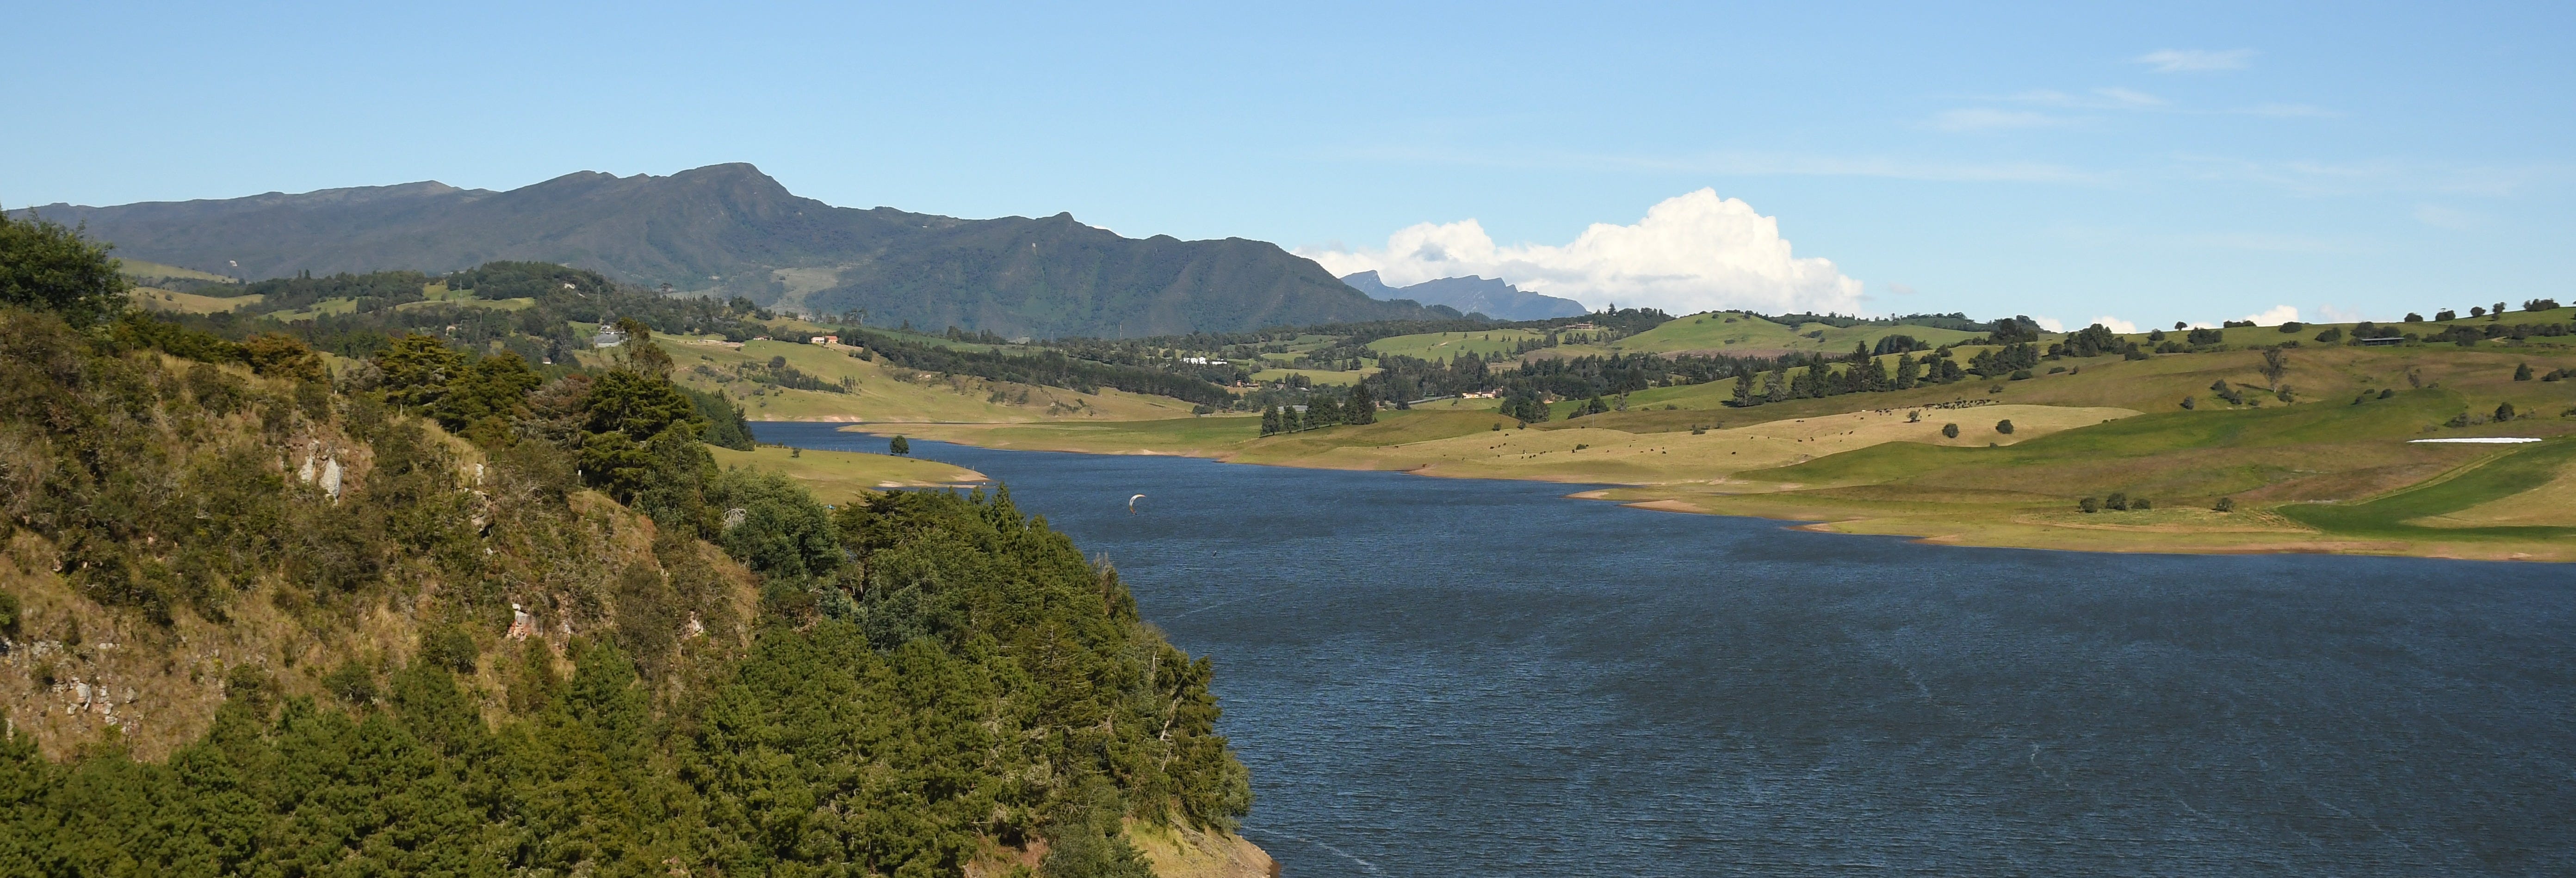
[[810, 335, 840, 346], [591, 326, 627, 348]]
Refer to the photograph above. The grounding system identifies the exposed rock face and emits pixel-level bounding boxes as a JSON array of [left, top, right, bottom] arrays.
[[1128, 821, 1279, 878]]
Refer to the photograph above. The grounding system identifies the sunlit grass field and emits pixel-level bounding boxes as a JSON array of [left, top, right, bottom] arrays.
[[707, 444, 985, 503]]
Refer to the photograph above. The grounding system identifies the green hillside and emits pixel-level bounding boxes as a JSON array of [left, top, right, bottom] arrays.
[[1597, 311, 1985, 356], [0, 213, 1263, 875]]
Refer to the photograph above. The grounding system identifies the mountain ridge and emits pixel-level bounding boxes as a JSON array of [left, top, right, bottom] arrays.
[[15, 163, 1434, 337], [1341, 270, 1589, 321]]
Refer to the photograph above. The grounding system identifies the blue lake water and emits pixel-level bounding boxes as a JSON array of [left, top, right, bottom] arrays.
[[753, 422, 2576, 877]]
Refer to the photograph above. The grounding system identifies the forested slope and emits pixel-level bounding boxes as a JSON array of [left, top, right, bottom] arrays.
[[16, 162, 1428, 337], [0, 212, 1257, 876]]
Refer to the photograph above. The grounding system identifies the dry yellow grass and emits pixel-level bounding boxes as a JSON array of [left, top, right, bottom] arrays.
[[2411, 457, 2576, 527], [1264, 403, 2139, 484], [650, 339, 1198, 423], [1123, 821, 1276, 878], [133, 287, 261, 314], [707, 445, 985, 503]]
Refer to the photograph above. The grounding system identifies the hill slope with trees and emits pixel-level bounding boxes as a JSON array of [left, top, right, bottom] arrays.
[[0, 212, 1264, 876]]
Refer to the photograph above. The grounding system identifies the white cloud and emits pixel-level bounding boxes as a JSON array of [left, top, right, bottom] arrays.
[[2316, 304, 2367, 324], [1888, 282, 1919, 296], [2031, 316, 2066, 332], [2136, 49, 2255, 73], [2242, 305, 2300, 326], [1299, 190, 1863, 315], [2088, 316, 2140, 334]]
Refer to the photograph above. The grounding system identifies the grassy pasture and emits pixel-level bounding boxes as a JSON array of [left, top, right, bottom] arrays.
[[1615, 384, 2576, 559], [265, 297, 361, 321], [116, 258, 238, 284], [651, 338, 1195, 423], [708, 445, 987, 504], [1366, 329, 1551, 360], [856, 414, 1265, 455], [1602, 312, 1985, 357], [134, 287, 262, 314], [1249, 366, 1378, 386], [2276, 439, 2576, 540]]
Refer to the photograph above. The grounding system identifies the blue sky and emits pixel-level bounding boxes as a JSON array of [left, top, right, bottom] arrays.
[[6, 1, 2570, 327]]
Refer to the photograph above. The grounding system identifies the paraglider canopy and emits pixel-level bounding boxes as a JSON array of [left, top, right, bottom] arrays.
[[1128, 493, 1146, 514]]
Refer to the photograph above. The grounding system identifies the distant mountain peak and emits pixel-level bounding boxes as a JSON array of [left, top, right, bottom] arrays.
[[14, 164, 1444, 337], [1341, 272, 1587, 322]]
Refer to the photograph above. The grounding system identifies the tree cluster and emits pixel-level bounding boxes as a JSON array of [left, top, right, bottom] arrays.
[[1259, 383, 1376, 435], [856, 328, 1236, 407]]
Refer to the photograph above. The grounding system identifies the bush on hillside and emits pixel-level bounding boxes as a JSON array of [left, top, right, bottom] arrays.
[[0, 210, 131, 326]]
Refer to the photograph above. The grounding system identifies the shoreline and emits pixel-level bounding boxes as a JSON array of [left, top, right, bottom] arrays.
[[778, 419, 2576, 564]]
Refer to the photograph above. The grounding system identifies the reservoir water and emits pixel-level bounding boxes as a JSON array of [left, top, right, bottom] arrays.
[[753, 422, 2576, 876]]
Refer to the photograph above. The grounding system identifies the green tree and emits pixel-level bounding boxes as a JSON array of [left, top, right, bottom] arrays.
[[242, 333, 328, 382], [582, 370, 703, 442], [373, 334, 466, 409], [0, 210, 130, 326], [426, 352, 542, 433], [708, 469, 841, 579], [2259, 346, 2291, 391], [1995, 419, 2015, 434], [1942, 422, 1959, 439], [608, 317, 675, 377], [1347, 382, 1377, 425], [889, 435, 911, 455], [2514, 362, 2533, 381], [679, 385, 755, 450]]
